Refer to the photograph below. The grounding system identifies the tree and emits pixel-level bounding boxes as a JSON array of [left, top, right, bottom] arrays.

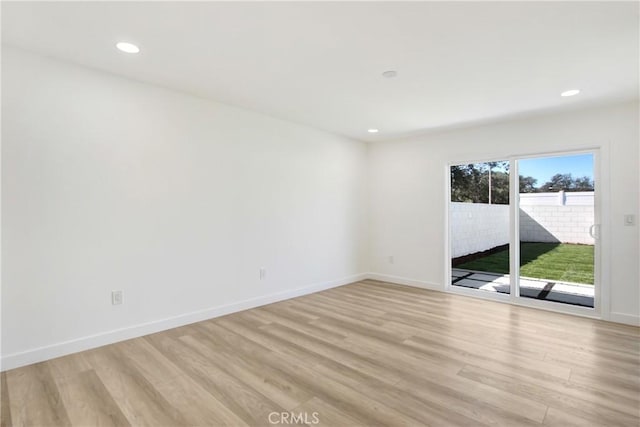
[[451, 163, 488, 203], [573, 176, 594, 191], [539, 173, 594, 192], [451, 162, 509, 204], [452, 163, 593, 204], [519, 175, 538, 193], [489, 171, 510, 204], [539, 173, 573, 192], [450, 164, 473, 202], [486, 161, 509, 204]]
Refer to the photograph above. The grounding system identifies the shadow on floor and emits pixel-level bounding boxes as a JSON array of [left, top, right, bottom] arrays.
[[451, 269, 594, 308]]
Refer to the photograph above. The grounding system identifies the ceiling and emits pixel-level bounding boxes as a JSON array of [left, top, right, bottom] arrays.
[[2, 1, 639, 142]]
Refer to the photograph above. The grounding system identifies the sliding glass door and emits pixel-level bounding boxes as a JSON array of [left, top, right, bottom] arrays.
[[449, 151, 598, 312], [516, 153, 596, 308], [450, 160, 511, 296]]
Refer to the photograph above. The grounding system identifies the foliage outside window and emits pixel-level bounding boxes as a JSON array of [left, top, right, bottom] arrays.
[[451, 162, 594, 204]]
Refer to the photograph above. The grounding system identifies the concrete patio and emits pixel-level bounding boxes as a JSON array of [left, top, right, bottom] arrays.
[[452, 268, 594, 307]]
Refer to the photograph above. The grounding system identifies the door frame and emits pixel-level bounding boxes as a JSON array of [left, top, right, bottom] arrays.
[[444, 146, 610, 321]]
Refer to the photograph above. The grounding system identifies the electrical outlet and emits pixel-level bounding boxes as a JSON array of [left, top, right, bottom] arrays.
[[624, 214, 635, 226], [388, 255, 394, 264], [112, 290, 123, 305], [259, 268, 266, 280]]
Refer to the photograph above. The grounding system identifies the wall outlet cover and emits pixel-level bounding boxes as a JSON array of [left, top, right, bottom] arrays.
[[624, 214, 635, 226], [112, 290, 123, 305]]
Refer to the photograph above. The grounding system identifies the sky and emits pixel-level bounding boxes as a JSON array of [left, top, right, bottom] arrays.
[[518, 153, 594, 185]]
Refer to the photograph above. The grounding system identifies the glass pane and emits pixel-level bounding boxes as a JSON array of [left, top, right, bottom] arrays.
[[450, 161, 510, 294], [517, 154, 595, 308]]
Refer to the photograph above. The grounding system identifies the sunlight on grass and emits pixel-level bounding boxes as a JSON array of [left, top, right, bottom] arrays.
[[456, 243, 594, 284]]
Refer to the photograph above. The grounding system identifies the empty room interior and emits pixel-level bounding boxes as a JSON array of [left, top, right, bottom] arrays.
[[2, 2, 640, 426]]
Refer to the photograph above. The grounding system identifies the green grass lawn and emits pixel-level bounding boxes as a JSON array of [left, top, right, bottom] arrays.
[[456, 242, 594, 284]]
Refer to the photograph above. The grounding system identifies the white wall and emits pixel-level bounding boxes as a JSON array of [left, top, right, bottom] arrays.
[[2, 48, 638, 371], [450, 203, 509, 257], [369, 102, 639, 325], [1, 48, 369, 369], [520, 205, 594, 244]]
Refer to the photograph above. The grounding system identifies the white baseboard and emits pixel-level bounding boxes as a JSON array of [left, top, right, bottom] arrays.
[[366, 272, 442, 291], [4, 273, 634, 371], [1, 273, 368, 371], [609, 312, 640, 326]]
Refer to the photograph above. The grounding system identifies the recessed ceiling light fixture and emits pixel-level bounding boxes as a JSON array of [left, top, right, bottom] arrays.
[[561, 89, 580, 97], [368, 129, 379, 133], [382, 70, 397, 78], [116, 42, 140, 54]]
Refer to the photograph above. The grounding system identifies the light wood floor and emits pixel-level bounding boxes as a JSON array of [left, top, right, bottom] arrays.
[[2, 280, 639, 426]]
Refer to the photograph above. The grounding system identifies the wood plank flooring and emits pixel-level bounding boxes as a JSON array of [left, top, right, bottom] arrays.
[[2, 280, 639, 426]]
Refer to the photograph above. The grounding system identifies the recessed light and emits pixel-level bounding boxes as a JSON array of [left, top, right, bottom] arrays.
[[368, 129, 379, 133], [561, 89, 580, 97], [382, 70, 397, 78], [116, 42, 140, 54]]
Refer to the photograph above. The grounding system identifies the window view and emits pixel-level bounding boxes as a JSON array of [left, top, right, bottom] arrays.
[[517, 154, 595, 308], [449, 154, 595, 308], [450, 161, 511, 294]]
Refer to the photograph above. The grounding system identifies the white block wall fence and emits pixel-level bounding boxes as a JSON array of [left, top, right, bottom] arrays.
[[452, 192, 595, 257], [450, 202, 510, 258], [519, 191, 594, 206]]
